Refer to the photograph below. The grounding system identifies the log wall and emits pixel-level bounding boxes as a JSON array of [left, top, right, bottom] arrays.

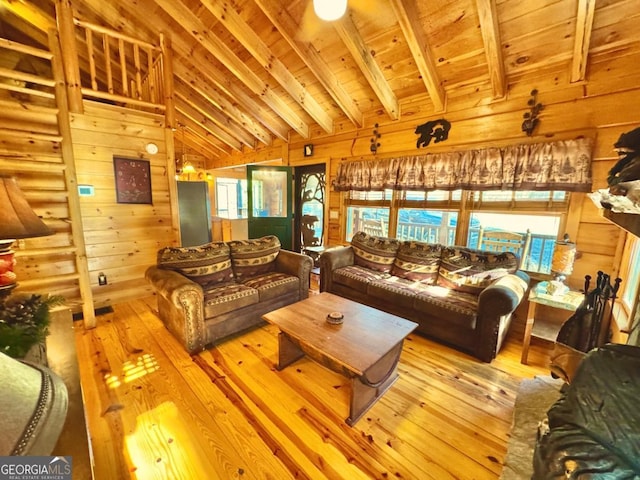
[[70, 101, 178, 308], [0, 35, 93, 317]]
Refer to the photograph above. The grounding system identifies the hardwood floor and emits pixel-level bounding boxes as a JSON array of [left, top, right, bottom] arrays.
[[74, 291, 552, 480]]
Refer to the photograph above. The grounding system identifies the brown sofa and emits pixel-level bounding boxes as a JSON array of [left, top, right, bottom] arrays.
[[145, 235, 313, 354], [319, 231, 530, 362]]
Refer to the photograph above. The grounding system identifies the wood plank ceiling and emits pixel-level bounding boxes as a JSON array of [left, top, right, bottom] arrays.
[[2, 0, 640, 165]]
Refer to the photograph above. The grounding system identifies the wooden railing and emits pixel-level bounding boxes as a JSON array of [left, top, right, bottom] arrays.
[[393, 221, 557, 274], [73, 19, 166, 111]]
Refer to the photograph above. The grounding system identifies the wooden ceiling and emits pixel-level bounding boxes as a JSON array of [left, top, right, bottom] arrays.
[[2, 0, 640, 163]]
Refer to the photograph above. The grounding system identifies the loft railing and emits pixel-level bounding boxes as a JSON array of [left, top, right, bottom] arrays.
[[72, 19, 166, 112]]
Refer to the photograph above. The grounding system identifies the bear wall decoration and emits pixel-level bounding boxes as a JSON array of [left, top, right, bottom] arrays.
[[415, 119, 451, 148]]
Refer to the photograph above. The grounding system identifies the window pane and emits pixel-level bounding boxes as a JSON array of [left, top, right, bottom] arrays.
[[345, 207, 389, 241], [403, 190, 462, 201], [469, 212, 561, 273], [622, 238, 640, 310], [347, 189, 393, 201], [215, 178, 247, 219], [251, 170, 287, 218], [397, 208, 457, 245]]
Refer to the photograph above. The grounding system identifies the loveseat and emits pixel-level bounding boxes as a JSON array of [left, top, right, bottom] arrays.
[[146, 235, 313, 354], [319, 231, 530, 362]]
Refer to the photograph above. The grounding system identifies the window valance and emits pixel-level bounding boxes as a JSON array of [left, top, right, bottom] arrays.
[[333, 138, 593, 192]]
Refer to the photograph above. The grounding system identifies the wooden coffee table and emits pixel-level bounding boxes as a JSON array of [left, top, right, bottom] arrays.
[[262, 292, 417, 426]]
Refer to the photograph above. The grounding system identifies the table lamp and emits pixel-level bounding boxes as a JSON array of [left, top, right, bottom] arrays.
[[0, 176, 52, 295], [547, 233, 576, 296]]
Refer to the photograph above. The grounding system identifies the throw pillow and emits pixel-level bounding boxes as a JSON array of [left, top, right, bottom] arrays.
[[351, 231, 401, 273], [229, 235, 280, 281], [437, 247, 519, 294], [157, 242, 234, 288], [391, 241, 443, 284]]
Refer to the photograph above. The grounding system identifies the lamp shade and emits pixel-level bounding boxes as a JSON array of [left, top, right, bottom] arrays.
[[551, 235, 576, 276], [0, 176, 52, 240]]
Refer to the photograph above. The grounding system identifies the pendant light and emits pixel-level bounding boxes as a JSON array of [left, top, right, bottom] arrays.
[[313, 0, 347, 22]]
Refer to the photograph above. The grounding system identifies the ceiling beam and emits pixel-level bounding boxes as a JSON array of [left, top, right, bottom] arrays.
[[153, 0, 310, 138], [200, 0, 334, 134], [174, 60, 272, 146], [172, 48, 289, 142], [0, 0, 57, 33], [176, 128, 221, 162], [334, 13, 399, 120], [176, 99, 243, 152], [76, 0, 291, 143], [176, 116, 230, 156], [253, 0, 363, 127], [475, 0, 506, 99], [175, 83, 256, 149], [571, 0, 596, 83], [389, 0, 446, 112]]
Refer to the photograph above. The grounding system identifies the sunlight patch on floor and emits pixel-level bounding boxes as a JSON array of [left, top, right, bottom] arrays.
[[104, 353, 160, 389]]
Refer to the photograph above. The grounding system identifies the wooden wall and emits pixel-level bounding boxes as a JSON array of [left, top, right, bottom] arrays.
[[0, 34, 92, 314], [70, 101, 178, 309], [221, 49, 640, 298]]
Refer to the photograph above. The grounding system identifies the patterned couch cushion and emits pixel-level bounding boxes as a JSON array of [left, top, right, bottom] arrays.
[[351, 231, 401, 273], [229, 235, 280, 281], [391, 241, 443, 284], [203, 282, 259, 318], [243, 272, 299, 302], [157, 242, 234, 288], [413, 286, 479, 329], [437, 247, 519, 295], [333, 265, 389, 293]]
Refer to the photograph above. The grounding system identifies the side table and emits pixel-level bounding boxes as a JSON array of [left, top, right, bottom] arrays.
[[521, 282, 584, 365], [302, 245, 326, 273]]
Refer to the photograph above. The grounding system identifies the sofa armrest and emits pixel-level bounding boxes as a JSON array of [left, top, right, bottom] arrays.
[[475, 271, 530, 361], [275, 250, 313, 300], [318, 246, 354, 292], [145, 265, 206, 354]]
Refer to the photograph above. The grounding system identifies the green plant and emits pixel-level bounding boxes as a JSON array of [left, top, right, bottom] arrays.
[[0, 293, 65, 358]]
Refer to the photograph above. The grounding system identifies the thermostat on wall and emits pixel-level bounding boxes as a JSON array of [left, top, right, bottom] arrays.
[[78, 184, 95, 196]]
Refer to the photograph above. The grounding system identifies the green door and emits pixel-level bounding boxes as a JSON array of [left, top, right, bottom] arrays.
[[247, 165, 293, 250]]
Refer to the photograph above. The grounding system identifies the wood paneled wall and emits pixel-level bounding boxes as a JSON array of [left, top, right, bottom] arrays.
[[221, 51, 640, 296], [71, 101, 178, 309]]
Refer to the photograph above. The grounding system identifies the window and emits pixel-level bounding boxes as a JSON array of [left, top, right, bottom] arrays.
[[470, 212, 561, 273], [621, 236, 640, 317], [215, 178, 247, 219], [344, 190, 391, 241]]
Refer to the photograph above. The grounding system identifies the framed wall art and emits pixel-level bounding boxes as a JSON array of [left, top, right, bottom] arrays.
[[113, 157, 152, 204]]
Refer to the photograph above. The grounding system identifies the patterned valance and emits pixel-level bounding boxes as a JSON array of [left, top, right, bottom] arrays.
[[333, 138, 593, 192]]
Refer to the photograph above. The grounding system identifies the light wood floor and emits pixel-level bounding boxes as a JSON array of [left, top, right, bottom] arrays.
[[73, 292, 552, 480]]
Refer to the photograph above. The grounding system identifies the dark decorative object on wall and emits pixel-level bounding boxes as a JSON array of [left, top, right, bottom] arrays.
[[607, 126, 640, 190], [303, 144, 314, 157], [521, 89, 544, 136], [370, 123, 381, 154], [415, 119, 451, 148], [113, 157, 152, 204]]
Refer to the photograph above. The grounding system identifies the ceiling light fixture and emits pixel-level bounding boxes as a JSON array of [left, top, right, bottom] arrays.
[[313, 0, 347, 22]]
